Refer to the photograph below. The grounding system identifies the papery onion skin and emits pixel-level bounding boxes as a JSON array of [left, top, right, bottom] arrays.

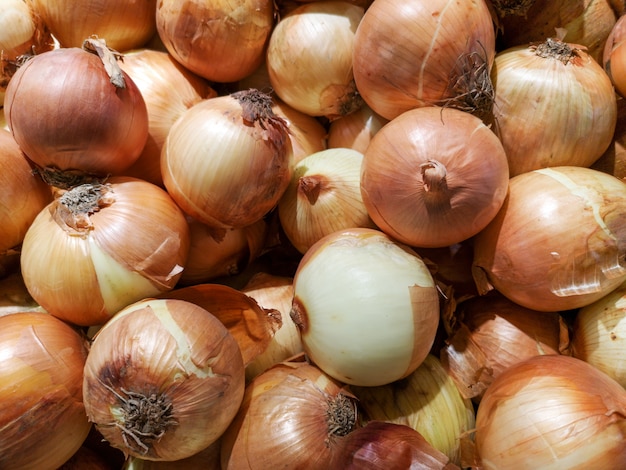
[[4, 47, 149, 179], [0, 312, 91, 470], [162, 89, 294, 229], [20, 177, 190, 326], [156, 0, 275, 83], [472, 166, 626, 312], [360, 106, 509, 248], [290, 228, 440, 387], [491, 39, 617, 177], [475, 354, 626, 469], [327, 103, 388, 154], [83, 298, 245, 461], [352, 0, 496, 120], [0, 128, 52, 253]]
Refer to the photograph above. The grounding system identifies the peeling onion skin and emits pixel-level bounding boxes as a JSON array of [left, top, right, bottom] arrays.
[[475, 355, 626, 470], [83, 298, 245, 462], [0, 312, 91, 470], [472, 166, 626, 312]]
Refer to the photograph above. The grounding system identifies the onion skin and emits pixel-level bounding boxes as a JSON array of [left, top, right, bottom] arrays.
[[83, 298, 245, 461], [4, 47, 149, 178], [472, 166, 626, 312], [0, 312, 91, 470], [475, 354, 626, 469]]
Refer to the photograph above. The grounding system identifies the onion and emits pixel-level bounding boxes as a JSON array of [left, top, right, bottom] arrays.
[[571, 280, 626, 388], [604, 13, 626, 98], [352, 0, 496, 120], [591, 96, 626, 181], [472, 166, 626, 312], [220, 358, 358, 469], [327, 103, 388, 154], [156, 0, 275, 83], [351, 355, 475, 465], [83, 297, 245, 461], [162, 89, 294, 229], [0, 311, 91, 470], [28, 0, 157, 51], [290, 228, 440, 386], [4, 42, 149, 186], [20, 177, 190, 326], [474, 354, 626, 469], [267, 1, 364, 119], [360, 106, 509, 248], [440, 292, 571, 401], [0, 128, 52, 253], [117, 48, 217, 187], [0, 272, 45, 317], [278, 147, 377, 254], [491, 38, 617, 177]]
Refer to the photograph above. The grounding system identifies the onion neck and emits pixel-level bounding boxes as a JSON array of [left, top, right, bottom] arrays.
[[55, 183, 114, 233], [533, 38, 579, 65], [420, 160, 448, 193], [326, 393, 358, 439], [299, 175, 324, 205]]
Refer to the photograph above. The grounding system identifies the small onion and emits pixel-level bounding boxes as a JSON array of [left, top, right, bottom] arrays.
[[20, 177, 190, 326], [352, 0, 496, 120], [220, 358, 359, 469], [83, 298, 245, 461], [290, 228, 440, 386], [572, 280, 626, 388], [360, 106, 509, 248], [0, 312, 91, 470], [0, 128, 52, 253], [591, 95, 626, 181], [278, 147, 377, 254], [351, 354, 476, 465], [156, 0, 275, 83], [267, 1, 364, 119], [605, 13, 626, 99], [491, 38, 617, 176], [162, 89, 294, 229], [327, 103, 388, 154], [474, 354, 626, 469], [472, 166, 626, 312], [28, 0, 157, 51], [4, 44, 149, 184]]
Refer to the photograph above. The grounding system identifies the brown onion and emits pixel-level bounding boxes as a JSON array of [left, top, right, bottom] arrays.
[[472, 166, 626, 312], [156, 0, 275, 83], [475, 354, 626, 469], [0, 312, 91, 470], [361, 106, 509, 248], [491, 38, 617, 177], [592, 96, 626, 181], [83, 298, 245, 461], [4, 44, 149, 184], [353, 0, 496, 120], [327, 103, 388, 154]]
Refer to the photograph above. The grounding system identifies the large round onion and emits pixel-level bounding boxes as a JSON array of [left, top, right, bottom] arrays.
[[360, 106, 509, 248], [472, 166, 626, 312], [290, 228, 440, 386], [475, 354, 626, 469]]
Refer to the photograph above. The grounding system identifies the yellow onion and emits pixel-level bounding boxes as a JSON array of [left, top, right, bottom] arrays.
[[353, 0, 496, 120], [290, 228, 440, 386], [440, 292, 571, 401], [4, 43, 149, 185], [240, 272, 303, 381], [278, 148, 377, 254], [20, 177, 190, 326], [472, 166, 626, 312], [0, 312, 91, 470], [117, 48, 217, 187], [162, 89, 293, 229], [0, 128, 52, 253], [267, 1, 364, 119], [592, 96, 626, 181], [327, 103, 388, 154], [178, 217, 268, 286], [361, 106, 509, 248], [156, 0, 275, 83], [604, 13, 626, 99], [475, 354, 626, 469], [491, 38, 617, 177], [83, 298, 245, 461], [494, 0, 620, 64], [220, 358, 359, 469], [351, 355, 475, 465], [27, 0, 157, 51], [0, 272, 45, 317], [572, 280, 626, 388]]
